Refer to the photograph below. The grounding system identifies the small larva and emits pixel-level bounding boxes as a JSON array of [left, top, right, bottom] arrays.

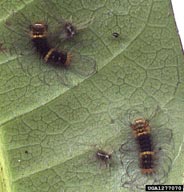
[[41, 1, 94, 42], [29, 22, 72, 67], [112, 32, 120, 38], [96, 149, 113, 168], [117, 106, 174, 191], [130, 118, 154, 174]]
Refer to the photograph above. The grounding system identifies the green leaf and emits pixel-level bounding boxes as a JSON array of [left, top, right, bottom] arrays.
[[0, 0, 184, 192]]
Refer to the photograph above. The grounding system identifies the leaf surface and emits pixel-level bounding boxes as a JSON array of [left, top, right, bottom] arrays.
[[0, 0, 184, 192]]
